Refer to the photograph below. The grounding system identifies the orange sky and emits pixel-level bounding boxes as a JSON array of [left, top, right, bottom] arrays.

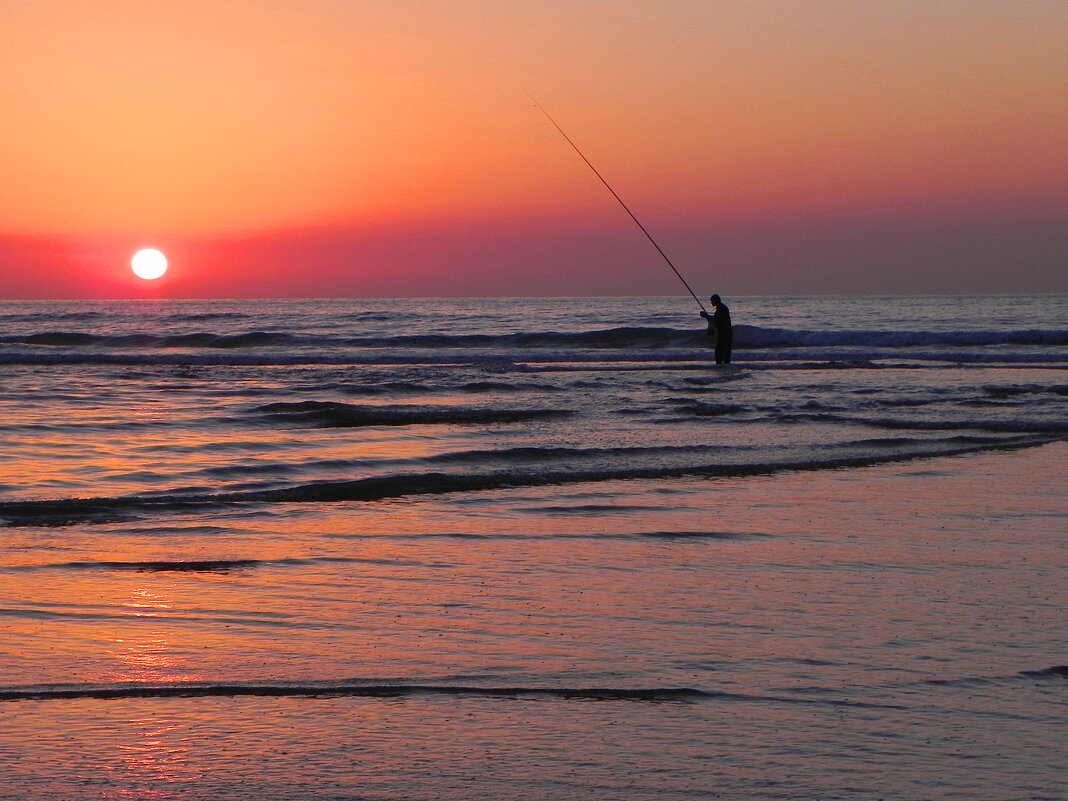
[[1, 0, 1064, 297]]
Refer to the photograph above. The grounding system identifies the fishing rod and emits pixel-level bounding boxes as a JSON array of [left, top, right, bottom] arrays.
[[530, 96, 707, 314]]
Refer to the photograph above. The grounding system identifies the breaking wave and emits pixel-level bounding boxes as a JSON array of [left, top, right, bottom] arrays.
[[0, 433, 1054, 527], [0, 681, 707, 702]]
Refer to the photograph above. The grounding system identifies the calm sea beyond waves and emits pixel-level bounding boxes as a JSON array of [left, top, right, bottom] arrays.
[[1, 294, 1065, 800]]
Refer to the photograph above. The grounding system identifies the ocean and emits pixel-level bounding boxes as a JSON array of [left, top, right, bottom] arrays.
[[0, 294, 1065, 800]]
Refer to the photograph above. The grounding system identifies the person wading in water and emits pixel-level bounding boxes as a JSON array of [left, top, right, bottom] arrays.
[[700, 294, 733, 364]]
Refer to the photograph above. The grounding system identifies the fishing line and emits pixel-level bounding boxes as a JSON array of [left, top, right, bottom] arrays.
[[529, 95, 707, 314]]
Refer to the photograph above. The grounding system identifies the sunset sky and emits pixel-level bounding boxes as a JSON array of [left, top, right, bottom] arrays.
[[1, 0, 1064, 298]]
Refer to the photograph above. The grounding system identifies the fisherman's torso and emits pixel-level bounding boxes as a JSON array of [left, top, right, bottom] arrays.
[[713, 304, 731, 335]]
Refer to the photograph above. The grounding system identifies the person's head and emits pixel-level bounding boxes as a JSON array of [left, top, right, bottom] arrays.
[[710, 294, 721, 307]]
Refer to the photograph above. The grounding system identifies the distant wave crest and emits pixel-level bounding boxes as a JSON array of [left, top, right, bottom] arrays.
[[736, 325, 1068, 349], [247, 400, 572, 428], [3, 324, 1065, 355], [1, 321, 1065, 370]]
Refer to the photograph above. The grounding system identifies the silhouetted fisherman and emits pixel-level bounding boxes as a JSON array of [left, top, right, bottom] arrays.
[[700, 294, 733, 364]]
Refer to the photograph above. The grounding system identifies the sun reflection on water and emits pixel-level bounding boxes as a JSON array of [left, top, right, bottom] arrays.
[[105, 586, 198, 684], [98, 584, 203, 796], [108, 715, 199, 800]]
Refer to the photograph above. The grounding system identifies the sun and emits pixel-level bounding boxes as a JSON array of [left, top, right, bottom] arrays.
[[131, 248, 168, 280]]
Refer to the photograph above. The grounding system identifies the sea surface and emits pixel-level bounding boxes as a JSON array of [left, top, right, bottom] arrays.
[[1, 294, 1065, 800]]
